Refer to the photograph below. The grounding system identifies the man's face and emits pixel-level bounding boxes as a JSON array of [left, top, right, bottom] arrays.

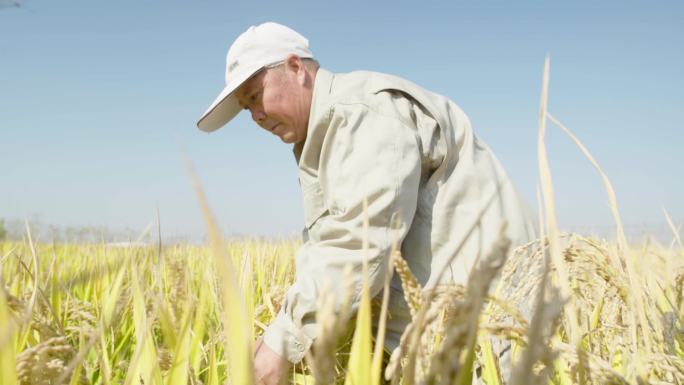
[[235, 60, 312, 144]]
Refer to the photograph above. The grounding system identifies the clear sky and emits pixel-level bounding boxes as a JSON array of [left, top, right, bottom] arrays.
[[1, 0, 682, 241]]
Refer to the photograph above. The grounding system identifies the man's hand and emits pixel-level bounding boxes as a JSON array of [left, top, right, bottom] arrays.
[[254, 337, 289, 385]]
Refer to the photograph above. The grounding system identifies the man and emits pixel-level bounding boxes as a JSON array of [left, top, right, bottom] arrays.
[[197, 22, 537, 385]]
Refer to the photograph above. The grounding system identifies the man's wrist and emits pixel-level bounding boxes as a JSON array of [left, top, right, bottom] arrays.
[[262, 312, 312, 364]]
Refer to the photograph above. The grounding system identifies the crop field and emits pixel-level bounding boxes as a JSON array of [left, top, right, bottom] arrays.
[[2, 62, 683, 385], [1, 219, 683, 385]]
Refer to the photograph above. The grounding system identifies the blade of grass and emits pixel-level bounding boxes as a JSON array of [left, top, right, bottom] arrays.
[[536, 56, 581, 344], [480, 338, 503, 385], [206, 340, 219, 385], [534, 58, 590, 385], [10, 222, 43, 355], [532, 55, 588, 385], [371, 217, 400, 385], [184, 153, 253, 385], [99, 332, 112, 385], [547, 112, 651, 365], [345, 198, 373, 385], [546, 114, 628, 256], [190, 267, 211, 375], [123, 266, 163, 385], [344, 287, 372, 385], [663, 208, 683, 250], [69, 331, 87, 385], [165, 303, 194, 385], [101, 263, 126, 329], [0, 286, 18, 385]]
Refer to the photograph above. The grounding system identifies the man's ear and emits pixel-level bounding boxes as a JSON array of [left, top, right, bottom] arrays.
[[284, 54, 307, 85]]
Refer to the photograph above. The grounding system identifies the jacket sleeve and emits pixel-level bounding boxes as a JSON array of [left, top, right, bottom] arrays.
[[262, 99, 423, 363]]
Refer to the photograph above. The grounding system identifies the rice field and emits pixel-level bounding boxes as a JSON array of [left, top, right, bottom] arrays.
[[1, 60, 683, 385], [1, 223, 683, 385]]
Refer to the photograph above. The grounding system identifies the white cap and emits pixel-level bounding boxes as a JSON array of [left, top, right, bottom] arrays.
[[197, 22, 314, 132]]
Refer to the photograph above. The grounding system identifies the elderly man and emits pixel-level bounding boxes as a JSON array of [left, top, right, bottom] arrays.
[[198, 22, 536, 385]]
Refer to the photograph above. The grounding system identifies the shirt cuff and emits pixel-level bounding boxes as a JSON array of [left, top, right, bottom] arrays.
[[262, 311, 313, 364]]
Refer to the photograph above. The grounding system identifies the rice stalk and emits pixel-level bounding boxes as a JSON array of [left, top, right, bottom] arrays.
[[536, 55, 582, 346], [185, 154, 254, 385], [344, 198, 373, 385], [424, 223, 511, 385], [663, 208, 683, 250], [123, 266, 163, 385], [308, 274, 353, 385], [371, 215, 402, 385], [165, 299, 194, 385], [547, 112, 652, 377], [0, 282, 18, 385]]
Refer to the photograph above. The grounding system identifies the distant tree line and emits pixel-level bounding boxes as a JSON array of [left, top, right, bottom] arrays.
[[0, 217, 151, 244]]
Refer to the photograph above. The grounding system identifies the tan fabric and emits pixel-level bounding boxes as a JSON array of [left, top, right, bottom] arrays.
[[262, 68, 537, 363]]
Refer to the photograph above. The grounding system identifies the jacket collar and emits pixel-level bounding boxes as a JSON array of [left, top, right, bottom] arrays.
[[293, 68, 335, 173]]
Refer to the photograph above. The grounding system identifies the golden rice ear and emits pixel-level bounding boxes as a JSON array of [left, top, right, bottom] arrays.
[[510, 275, 564, 385], [15, 336, 81, 385], [392, 253, 423, 317], [382, 251, 424, 385], [420, 223, 511, 385], [308, 267, 355, 385], [308, 283, 337, 385]]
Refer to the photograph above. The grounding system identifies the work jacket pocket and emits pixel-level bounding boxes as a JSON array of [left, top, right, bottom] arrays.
[[301, 179, 328, 230]]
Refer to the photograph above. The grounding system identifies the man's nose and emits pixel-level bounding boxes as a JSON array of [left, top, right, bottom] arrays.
[[250, 108, 266, 124]]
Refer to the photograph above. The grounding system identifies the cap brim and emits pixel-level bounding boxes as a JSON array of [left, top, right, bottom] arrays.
[[197, 67, 261, 132]]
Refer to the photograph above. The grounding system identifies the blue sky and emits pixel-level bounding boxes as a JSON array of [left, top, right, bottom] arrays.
[[1, 0, 682, 241]]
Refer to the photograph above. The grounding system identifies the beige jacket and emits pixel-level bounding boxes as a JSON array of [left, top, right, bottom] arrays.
[[262, 69, 537, 363]]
